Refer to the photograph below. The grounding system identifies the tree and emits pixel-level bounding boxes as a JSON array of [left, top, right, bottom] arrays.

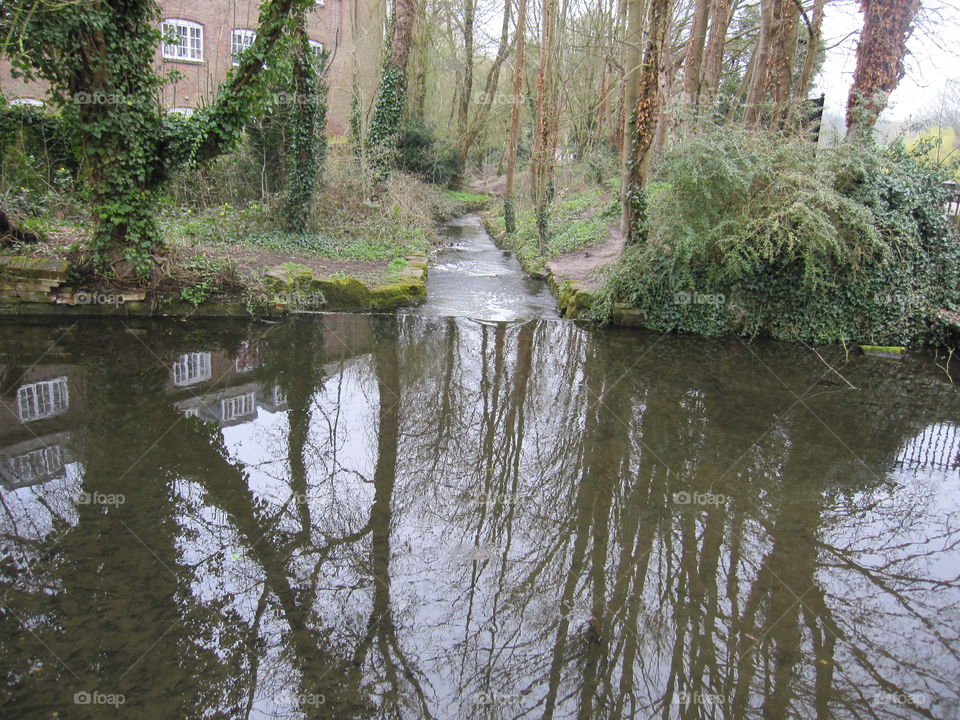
[[619, 0, 646, 235], [504, 0, 529, 234], [455, 0, 512, 185], [530, 0, 558, 252], [367, 0, 418, 176], [621, 0, 671, 241], [683, 0, 711, 111], [845, 0, 922, 136], [700, 0, 736, 112], [282, 13, 329, 233], [0, 0, 314, 272]]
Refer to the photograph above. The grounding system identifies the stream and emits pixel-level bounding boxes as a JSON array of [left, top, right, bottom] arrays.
[[1, 216, 959, 718], [408, 214, 559, 320]]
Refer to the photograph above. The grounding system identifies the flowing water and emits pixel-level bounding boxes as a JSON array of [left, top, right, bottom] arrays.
[[407, 214, 559, 321], [1, 218, 960, 719]]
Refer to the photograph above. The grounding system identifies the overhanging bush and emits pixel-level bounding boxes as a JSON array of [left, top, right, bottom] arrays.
[[595, 128, 960, 346]]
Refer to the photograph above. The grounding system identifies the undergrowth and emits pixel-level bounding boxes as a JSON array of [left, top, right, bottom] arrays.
[[593, 128, 960, 346]]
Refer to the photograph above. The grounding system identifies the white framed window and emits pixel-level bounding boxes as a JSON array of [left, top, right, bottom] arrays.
[[308, 40, 325, 61], [221, 392, 255, 422], [166, 106, 194, 117], [172, 352, 212, 386], [231, 29, 256, 65], [162, 19, 203, 61], [11, 445, 63, 482], [16, 377, 69, 422]]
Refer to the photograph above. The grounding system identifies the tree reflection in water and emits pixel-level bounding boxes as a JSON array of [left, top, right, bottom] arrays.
[[1, 314, 959, 719]]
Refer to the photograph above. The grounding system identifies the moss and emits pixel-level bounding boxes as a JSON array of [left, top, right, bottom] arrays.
[[369, 280, 425, 308], [550, 277, 593, 318], [311, 275, 371, 310]]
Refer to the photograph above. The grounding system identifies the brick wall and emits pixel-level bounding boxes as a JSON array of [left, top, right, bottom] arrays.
[[0, 0, 384, 136]]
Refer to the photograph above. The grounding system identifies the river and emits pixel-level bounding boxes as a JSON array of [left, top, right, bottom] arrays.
[[1, 216, 959, 718]]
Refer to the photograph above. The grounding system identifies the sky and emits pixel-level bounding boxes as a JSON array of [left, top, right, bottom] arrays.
[[815, 0, 960, 125]]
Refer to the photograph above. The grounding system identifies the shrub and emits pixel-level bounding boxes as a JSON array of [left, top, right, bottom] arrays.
[[395, 118, 461, 187], [595, 127, 960, 346]]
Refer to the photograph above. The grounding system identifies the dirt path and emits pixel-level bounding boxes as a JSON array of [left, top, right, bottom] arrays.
[[545, 223, 625, 291]]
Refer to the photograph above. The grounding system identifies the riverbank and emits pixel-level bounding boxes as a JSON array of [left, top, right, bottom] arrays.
[[0, 150, 490, 317], [480, 141, 960, 350]]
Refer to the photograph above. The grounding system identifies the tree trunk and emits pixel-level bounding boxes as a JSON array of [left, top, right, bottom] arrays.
[[456, 0, 476, 161], [743, 0, 775, 125], [700, 0, 735, 111], [530, 0, 557, 253], [621, 0, 671, 240], [768, 0, 800, 120], [682, 0, 711, 112], [619, 0, 647, 235], [845, 0, 920, 136], [504, 0, 528, 234], [795, 0, 825, 101], [457, 0, 512, 186], [367, 0, 418, 175], [390, 0, 417, 73]]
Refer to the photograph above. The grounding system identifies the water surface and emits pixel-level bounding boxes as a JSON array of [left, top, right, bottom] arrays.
[[1, 315, 959, 719], [408, 214, 559, 320]]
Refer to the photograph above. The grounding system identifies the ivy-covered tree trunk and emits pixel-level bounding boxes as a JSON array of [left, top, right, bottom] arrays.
[[845, 0, 921, 137], [2, 0, 313, 273], [621, 0, 670, 242], [530, 0, 557, 254], [366, 0, 417, 178], [503, 0, 528, 234], [282, 13, 328, 233], [619, 0, 646, 235]]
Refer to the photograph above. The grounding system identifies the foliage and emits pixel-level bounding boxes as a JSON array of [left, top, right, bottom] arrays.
[[366, 60, 406, 180], [395, 118, 461, 186], [1, 0, 313, 272], [594, 128, 960, 346], [490, 176, 619, 272], [282, 27, 329, 233]]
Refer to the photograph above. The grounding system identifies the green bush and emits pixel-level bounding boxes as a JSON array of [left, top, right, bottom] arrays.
[[0, 103, 80, 216], [595, 128, 960, 346], [395, 118, 461, 187]]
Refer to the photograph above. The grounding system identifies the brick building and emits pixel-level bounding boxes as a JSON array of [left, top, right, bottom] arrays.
[[0, 0, 384, 135]]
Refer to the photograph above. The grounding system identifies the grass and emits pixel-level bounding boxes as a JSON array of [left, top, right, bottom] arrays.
[[487, 177, 619, 272], [2, 143, 490, 310]]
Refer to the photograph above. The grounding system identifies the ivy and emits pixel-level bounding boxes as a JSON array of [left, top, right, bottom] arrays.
[[1, 0, 314, 274], [282, 15, 329, 234], [366, 45, 406, 181], [595, 128, 960, 347]]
